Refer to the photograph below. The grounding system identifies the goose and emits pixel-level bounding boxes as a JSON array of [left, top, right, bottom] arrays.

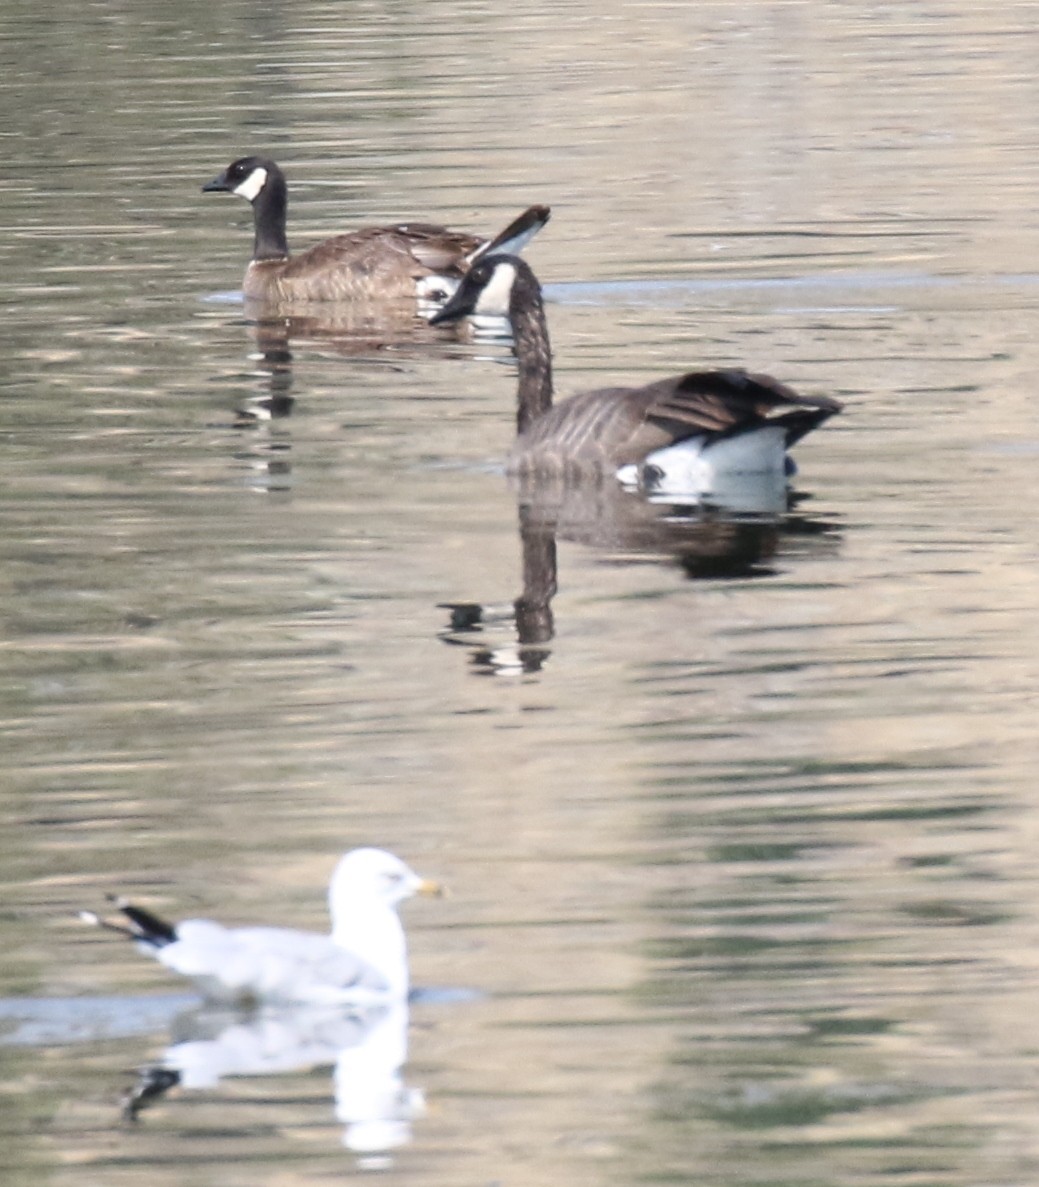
[[80, 848, 439, 1006], [429, 255, 842, 498], [202, 156, 550, 303]]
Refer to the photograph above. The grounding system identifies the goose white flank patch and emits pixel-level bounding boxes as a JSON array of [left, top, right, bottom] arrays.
[[80, 849, 440, 1007], [429, 255, 842, 501]]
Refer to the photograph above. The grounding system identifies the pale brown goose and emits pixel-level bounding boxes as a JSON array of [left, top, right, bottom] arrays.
[[429, 255, 842, 498], [202, 156, 549, 304]]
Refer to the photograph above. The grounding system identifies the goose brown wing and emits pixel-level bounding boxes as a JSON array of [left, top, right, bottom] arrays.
[[396, 224, 484, 272], [273, 225, 481, 300], [515, 369, 841, 468], [646, 369, 840, 436], [251, 210, 548, 302]]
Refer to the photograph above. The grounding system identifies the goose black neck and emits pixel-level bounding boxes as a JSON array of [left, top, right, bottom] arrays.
[[510, 265, 554, 435], [514, 508, 557, 646], [252, 166, 290, 261]]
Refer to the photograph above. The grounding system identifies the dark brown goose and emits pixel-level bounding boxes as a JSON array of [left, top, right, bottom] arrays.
[[429, 255, 841, 499], [202, 156, 550, 303]]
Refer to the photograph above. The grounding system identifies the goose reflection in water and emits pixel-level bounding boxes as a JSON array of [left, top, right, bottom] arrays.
[[225, 299, 503, 497], [230, 290, 505, 424], [124, 996, 420, 1164], [440, 479, 840, 676], [230, 299, 445, 426]]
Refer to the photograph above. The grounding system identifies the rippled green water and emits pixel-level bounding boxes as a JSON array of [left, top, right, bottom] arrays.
[[4, 2, 1039, 1185]]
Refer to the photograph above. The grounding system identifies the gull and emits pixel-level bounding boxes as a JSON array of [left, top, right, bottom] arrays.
[[80, 848, 439, 1007]]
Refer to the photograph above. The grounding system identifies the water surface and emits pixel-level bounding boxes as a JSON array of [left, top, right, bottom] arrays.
[[4, 3, 1039, 1186]]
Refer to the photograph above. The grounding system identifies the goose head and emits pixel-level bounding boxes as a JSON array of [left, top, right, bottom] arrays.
[[429, 253, 526, 324], [203, 156, 279, 205]]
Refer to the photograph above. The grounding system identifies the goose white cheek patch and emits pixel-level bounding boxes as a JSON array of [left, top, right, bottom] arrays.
[[233, 166, 268, 202], [474, 261, 517, 317]]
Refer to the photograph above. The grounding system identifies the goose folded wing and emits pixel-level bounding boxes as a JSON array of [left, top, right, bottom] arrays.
[[401, 226, 483, 273], [514, 369, 840, 469], [645, 369, 842, 446], [278, 226, 476, 283]]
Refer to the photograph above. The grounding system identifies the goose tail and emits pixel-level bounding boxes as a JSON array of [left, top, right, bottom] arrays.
[[771, 401, 843, 449], [469, 205, 551, 263]]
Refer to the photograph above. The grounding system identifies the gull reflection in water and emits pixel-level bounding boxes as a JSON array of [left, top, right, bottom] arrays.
[[125, 996, 420, 1166], [440, 475, 840, 675]]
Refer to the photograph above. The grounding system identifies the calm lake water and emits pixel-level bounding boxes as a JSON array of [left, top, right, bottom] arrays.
[[5, 2, 1039, 1185]]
